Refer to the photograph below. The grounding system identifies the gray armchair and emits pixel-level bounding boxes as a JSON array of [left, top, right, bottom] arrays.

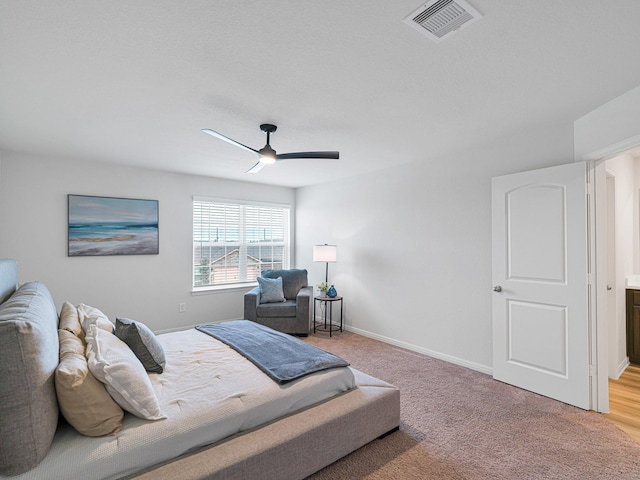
[[244, 269, 312, 336]]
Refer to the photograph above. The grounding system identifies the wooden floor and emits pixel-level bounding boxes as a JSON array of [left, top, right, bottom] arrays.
[[605, 364, 640, 442]]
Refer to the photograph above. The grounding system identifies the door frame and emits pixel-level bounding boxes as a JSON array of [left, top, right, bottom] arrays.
[[587, 142, 640, 413], [591, 160, 609, 412], [605, 173, 618, 380]]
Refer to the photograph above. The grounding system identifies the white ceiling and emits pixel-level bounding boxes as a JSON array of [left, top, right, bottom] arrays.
[[1, 1, 640, 188]]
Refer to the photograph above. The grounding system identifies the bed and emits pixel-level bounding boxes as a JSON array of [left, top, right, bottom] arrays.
[[0, 259, 400, 480]]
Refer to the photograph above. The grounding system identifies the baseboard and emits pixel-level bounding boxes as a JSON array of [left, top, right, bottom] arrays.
[[612, 357, 630, 380], [156, 318, 240, 335], [160, 319, 493, 376], [345, 325, 493, 376]]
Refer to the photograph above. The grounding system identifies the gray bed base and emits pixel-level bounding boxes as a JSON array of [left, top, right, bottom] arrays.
[[128, 369, 400, 480]]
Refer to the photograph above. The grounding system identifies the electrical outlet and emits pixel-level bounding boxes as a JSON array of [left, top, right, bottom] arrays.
[[178, 303, 186, 313]]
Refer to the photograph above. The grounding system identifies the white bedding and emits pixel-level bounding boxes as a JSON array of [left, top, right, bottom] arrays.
[[4, 328, 356, 480]]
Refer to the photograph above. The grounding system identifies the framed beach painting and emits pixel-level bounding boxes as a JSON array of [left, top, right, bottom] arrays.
[[68, 195, 159, 256]]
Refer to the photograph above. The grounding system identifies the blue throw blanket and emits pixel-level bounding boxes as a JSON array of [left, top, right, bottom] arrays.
[[196, 320, 349, 384]]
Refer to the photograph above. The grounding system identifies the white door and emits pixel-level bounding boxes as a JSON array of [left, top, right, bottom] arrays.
[[492, 162, 591, 410]]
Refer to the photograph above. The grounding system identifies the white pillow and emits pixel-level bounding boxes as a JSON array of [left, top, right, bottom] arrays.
[[77, 303, 114, 335], [85, 324, 166, 421]]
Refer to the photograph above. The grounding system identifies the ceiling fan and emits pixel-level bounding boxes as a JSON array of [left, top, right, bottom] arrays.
[[202, 123, 339, 173]]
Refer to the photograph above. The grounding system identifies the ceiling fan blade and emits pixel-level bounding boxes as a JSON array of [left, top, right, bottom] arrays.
[[246, 161, 267, 174], [202, 129, 260, 156], [276, 151, 340, 161]]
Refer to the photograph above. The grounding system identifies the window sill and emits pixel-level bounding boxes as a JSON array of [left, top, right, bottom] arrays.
[[191, 283, 257, 295]]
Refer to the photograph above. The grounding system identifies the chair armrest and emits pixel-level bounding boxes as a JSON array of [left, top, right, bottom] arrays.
[[296, 286, 313, 329], [296, 285, 312, 300], [244, 287, 260, 321]]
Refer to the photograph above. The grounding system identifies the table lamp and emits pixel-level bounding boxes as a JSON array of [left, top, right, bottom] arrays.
[[313, 244, 337, 283]]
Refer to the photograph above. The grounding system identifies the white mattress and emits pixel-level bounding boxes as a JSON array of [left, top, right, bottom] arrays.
[[3, 328, 356, 480]]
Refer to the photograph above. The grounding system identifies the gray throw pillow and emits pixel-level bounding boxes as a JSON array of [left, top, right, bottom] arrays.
[[115, 317, 166, 374], [257, 276, 285, 304]]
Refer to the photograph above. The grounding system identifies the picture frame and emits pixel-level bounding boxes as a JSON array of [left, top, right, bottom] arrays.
[[68, 194, 159, 256]]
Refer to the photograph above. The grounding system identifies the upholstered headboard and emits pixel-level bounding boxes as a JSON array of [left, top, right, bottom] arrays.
[[0, 259, 60, 475], [0, 258, 18, 304]]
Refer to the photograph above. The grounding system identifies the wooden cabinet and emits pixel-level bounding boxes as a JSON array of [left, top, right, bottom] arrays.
[[626, 289, 640, 365]]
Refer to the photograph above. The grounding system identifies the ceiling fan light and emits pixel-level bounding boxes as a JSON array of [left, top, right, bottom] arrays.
[[259, 146, 277, 164]]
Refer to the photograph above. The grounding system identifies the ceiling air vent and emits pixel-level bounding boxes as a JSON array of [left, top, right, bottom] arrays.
[[403, 0, 483, 43]]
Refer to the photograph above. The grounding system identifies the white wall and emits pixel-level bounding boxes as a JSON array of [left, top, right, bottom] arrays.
[[0, 150, 295, 332], [296, 122, 576, 372], [0, 119, 590, 372]]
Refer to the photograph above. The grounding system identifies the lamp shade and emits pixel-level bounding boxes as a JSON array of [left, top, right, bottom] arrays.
[[313, 244, 337, 263]]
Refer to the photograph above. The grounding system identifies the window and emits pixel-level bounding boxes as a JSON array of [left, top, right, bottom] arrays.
[[193, 197, 290, 289]]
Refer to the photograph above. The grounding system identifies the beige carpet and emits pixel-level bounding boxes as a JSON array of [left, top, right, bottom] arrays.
[[304, 331, 640, 479]]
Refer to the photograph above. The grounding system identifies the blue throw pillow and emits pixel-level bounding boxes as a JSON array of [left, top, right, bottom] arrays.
[[257, 276, 285, 304]]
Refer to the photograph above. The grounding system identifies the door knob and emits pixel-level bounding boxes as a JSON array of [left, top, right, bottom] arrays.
[[493, 285, 502, 292]]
